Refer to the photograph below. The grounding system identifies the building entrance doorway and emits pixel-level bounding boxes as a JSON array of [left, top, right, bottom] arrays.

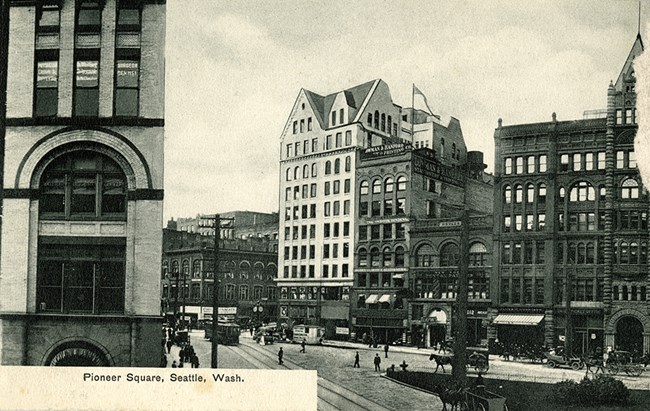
[[429, 325, 446, 348], [616, 316, 644, 354]]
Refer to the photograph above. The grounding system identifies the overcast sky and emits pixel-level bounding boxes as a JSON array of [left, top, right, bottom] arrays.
[[163, 0, 646, 222]]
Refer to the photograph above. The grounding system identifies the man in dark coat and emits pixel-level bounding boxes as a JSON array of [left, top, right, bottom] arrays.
[[278, 347, 284, 365], [166, 339, 173, 354], [374, 353, 381, 371], [300, 339, 306, 353], [353, 351, 360, 368], [384, 344, 389, 358]]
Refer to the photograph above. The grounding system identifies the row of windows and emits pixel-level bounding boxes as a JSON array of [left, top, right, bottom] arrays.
[[616, 210, 649, 231], [504, 155, 547, 175], [501, 241, 546, 265], [282, 264, 350, 279], [615, 108, 637, 125], [359, 176, 407, 195], [357, 246, 406, 268], [358, 223, 405, 241], [357, 272, 405, 289], [552, 278, 603, 304], [367, 110, 397, 136], [292, 117, 313, 134], [413, 272, 489, 300], [280, 286, 350, 301], [556, 240, 648, 265], [35, 2, 143, 118], [500, 277, 546, 304], [503, 213, 546, 232], [558, 212, 599, 232], [414, 243, 488, 267], [163, 284, 277, 302], [558, 152, 607, 172], [359, 198, 406, 218], [283, 242, 350, 260], [284, 157, 351, 181], [283, 222, 351, 242], [285, 132, 353, 158], [612, 284, 647, 301]]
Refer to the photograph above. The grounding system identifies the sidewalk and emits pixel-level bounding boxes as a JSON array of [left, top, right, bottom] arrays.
[[322, 339, 431, 357]]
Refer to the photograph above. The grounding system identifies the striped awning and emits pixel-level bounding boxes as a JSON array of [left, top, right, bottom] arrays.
[[378, 294, 391, 303], [365, 294, 379, 304], [493, 314, 544, 326]]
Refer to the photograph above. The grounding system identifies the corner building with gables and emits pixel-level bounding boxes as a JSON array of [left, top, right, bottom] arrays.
[[0, 0, 165, 366], [492, 35, 647, 356]]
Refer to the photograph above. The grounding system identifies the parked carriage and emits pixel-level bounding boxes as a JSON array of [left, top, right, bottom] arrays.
[[606, 351, 644, 377], [429, 347, 490, 374]]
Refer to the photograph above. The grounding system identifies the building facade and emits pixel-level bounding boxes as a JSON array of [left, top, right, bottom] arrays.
[[277, 80, 403, 338], [172, 211, 279, 241], [353, 142, 493, 346], [492, 35, 647, 356], [0, 0, 165, 366], [161, 229, 278, 328]]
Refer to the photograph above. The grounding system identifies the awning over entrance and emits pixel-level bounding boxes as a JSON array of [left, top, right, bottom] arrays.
[[392, 273, 404, 279], [428, 309, 447, 324], [493, 314, 544, 326], [378, 294, 391, 303], [365, 294, 379, 304]]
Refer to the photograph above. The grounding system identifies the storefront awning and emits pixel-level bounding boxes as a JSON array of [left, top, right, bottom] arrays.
[[493, 314, 544, 326], [378, 294, 391, 303], [365, 294, 379, 304], [392, 273, 404, 279]]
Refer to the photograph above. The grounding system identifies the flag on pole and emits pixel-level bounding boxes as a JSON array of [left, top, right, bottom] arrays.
[[413, 84, 433, 115]]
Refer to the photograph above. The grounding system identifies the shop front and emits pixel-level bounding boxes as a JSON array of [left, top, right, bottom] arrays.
[[467, 306, 489, 347], [492, 312, 545, 351], [321, 303, 350, 341], [554, 312, 603, 356], [424, 308, 449, 348]]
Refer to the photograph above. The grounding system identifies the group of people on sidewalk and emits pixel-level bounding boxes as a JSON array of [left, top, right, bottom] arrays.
[[161, 327, 200, 368]]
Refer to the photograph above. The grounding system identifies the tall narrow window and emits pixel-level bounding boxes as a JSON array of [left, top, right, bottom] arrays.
[[34, 4, 61, 117], [74, 57, 100, 117]]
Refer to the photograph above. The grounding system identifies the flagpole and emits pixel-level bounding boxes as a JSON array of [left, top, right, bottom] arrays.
[[411, 84, 415, 143]]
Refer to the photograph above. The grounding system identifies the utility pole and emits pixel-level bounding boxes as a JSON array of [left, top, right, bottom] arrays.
[[452, 197, 470, 383], [211, 214, 221, 369]]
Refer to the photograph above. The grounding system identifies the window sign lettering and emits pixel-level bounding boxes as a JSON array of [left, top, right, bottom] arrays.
[[37, 61, 58, 88], [76, 60, 99, 87], [116, 60, 139, 88]]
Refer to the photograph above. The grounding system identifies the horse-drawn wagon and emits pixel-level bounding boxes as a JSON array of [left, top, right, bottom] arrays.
[[429, 347, 490, 374]]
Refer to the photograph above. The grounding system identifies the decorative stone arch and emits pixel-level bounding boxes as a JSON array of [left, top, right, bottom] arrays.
[[615, 129, 635, 145], [41, 337, 114, 367], [605, 308, 650, 335], [412, 240, 437, 254], [17, 128, 151, 190]]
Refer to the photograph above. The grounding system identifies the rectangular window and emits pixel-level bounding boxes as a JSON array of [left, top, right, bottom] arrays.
[[343, 200, 350, 215], [35, 57, 59, 117], [629, 151, 637, 168], [38, 243, 125, 314], [302, 184, 308, 199], [626, 108, 633, 124], [324, 182, 330, 196], [309, 224, 316, 239], [395, 222, 405, 239], [515, 157, 524, 174], [560, 154, 569, 171], [324, 202, 331, 217], [345, 130, 352, 145], [344, 179, 350, 193], [526, 214, 534, 231], [537, 213, 545, 230], [371, 200, 381, 217], [301, 225, 307, 239], [536, 241, 545, 264], [539, 155, 547, 172], [597, 152, 605, 169], [333, 180, 340, 194], [504, 158, 512, 174], [322, 265, 329, 278], [312, 138, 318, 152], [332, 244, 339, 258], [616, 151, 625, 169], [326, 135, 332, 150], [74, 58, 100, 116], [573, 153, 581, 171], [300, 119, 304, 133], [333, 201, 340, 216], [616, 109, 622, 124], [527, 155, 535, 173], [308, 117, 312, 131], [310, 183, 317, 197], [293, 122, 298, 134], [309, 204, 316, 218], [585, 153, 594, 171], [323, 244, 330, 259], [503, 216, 511, 231], [371, 225, 380, 240], [343, 222, 350, 236], [396, 198, 406, 215], [336, 132, 342, 148], [358, 225, 367, 241], [324, 223, 330, 238], [309, 245, 315, 259], [383, 223, 392, 239]]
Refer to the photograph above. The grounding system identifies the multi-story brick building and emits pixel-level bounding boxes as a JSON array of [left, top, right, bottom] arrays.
[[172, 211, 279, 241], [161, 229, 278, 328], [278, 80, 403, 338], [353, 142, 492, 346], [492, 35, 646, 356], [0, 0, 165, 366]]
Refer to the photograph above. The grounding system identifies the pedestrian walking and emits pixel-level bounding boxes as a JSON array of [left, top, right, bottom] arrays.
[[278, 347, 284, 365], [353, 351, 360, 368], [171, 360, 177, 368], [374, 353, 381, 372], [384, 344, 389, 358], [166, 339, 172, 354], [300, 339, 306, 353]]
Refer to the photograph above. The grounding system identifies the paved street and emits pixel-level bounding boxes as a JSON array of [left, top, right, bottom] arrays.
[[163, 330, 650, 410]]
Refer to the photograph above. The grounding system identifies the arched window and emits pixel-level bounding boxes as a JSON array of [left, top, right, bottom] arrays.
[[374, 110, 379, 129], [396, 176, 407, 191], [451, 143, 457, 159], [311, 163, 317, 178], [570, 181, 595, 202], [358, 248, 368, 267], [325, 161, 332, 175], [382, 246, 392, 267], [367, 113, 372, 125], [416, 244, 435, 267], [384, 177, 394, 193], [40, 151, 127, 218], [303, 164, 309, 179], [395, 246, 405, 267], [621, 178, 639, 199], [370, 247, 380, 267], [192, 260, 201, 278], [294, 166, 299, 180], [372, 179, 381, 194], [440, 243, 459, 266], [514, 185, 523, 203], [469, 242, 487, 266], [619, 241, 630, 264], [526, 183, 534, 203], [182, 260, 190, 277], [504, 185, 512, 204], [334, 158, 340, 174], [162, 261, 168, 279], [586, 243, 595, 264], [360, 180, 369, 195], [387, 115, 392, 134], [286, 168, 291, 181], [171, 260, 179, 276], [345, 156, 351, 172], [440, 138, 445, 157], [381, 113, 386, 131], [538, 183, 547, 203]]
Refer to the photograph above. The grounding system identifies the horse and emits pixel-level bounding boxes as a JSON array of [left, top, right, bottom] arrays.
[[433, 383, 466, 411], [429, 353, 453, 374]]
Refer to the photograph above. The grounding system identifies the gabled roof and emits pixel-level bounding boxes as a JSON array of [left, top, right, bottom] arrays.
[[615, 34, 644, 91], [303, 79, 378, 129]]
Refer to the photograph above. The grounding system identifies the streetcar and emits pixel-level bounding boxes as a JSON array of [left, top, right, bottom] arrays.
[[203, 320, 240, 345]]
